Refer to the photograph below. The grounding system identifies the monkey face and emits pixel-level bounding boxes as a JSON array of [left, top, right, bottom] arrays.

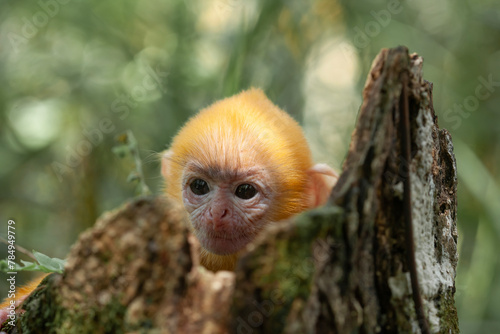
[[160, 89, 338, 271], [181, 163, 274, 255]]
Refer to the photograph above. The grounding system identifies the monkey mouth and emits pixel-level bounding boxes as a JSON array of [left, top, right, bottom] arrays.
[[201, 231, 252, 255]]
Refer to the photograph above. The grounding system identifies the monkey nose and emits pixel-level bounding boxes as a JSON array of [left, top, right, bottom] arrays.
[[209, 207, 228, 219], [208, 208, 230, 227]]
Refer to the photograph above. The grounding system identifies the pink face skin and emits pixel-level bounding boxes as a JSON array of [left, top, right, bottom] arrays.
[[181, 163, 274, 255]]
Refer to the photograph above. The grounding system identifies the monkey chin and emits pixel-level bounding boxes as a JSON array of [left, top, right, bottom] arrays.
[[200, 232, 252, 256]]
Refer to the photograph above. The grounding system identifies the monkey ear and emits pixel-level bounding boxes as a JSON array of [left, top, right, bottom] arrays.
[[306, 163, 339, 208], [161, 150, 173, 179]]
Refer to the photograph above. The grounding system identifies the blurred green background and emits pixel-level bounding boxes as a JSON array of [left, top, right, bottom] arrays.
[[0, 0, 498, 332]]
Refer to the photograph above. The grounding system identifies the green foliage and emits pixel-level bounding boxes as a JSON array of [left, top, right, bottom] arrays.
[[0, 251, 65, 274], [112, 131, 152, 196]]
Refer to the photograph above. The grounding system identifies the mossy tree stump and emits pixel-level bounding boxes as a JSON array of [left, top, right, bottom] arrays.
[[3, 46, 459, 334]]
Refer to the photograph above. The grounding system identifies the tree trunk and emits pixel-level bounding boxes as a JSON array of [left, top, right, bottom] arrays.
[[3, 46, 459, 334]]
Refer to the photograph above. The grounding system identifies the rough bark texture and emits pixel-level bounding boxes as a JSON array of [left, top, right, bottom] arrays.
[[2, 46, 459, 333], [230, 46, 459, 334]]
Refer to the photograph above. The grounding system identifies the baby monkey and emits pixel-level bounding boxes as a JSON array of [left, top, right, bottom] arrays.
[[0, 89, 338, 326], [161, 88, 337, 271]]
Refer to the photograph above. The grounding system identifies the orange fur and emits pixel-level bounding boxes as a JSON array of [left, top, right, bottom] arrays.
[[162, 88, 337, 271], [165, 88, 315, 219], [0, 274, 48, 326]]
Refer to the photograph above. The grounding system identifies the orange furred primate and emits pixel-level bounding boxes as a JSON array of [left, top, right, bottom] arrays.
[[0, 89, 338, 322], [161, 88, 338, 271]]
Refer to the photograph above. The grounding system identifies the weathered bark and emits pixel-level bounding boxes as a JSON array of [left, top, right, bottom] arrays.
[[3, 46, 458, 333], [230, 46, 459, 334]]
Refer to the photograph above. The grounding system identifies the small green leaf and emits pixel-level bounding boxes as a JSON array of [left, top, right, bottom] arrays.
[[33, 251, 65, 273], [112, 145, 130, 158], [114, 130, 152, 196], [0, 260, 9, 272], [0, 251, 66, 274], [127, 171, 140, 183], [19, 260, 40, 271]]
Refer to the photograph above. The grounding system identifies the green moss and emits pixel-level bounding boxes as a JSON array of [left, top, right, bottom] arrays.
[[240, 205, 344, 332], [55, 296, 129, 334], [1, 318, 15, 332], [18, 274, 60, 334], [6, 273, 132, 334], [295, 205, 344, 239], [437, 288, 459, 333]]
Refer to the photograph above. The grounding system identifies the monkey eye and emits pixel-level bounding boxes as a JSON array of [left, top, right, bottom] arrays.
[[235, 184, 257, 199], [190, 179, 210, 195]]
